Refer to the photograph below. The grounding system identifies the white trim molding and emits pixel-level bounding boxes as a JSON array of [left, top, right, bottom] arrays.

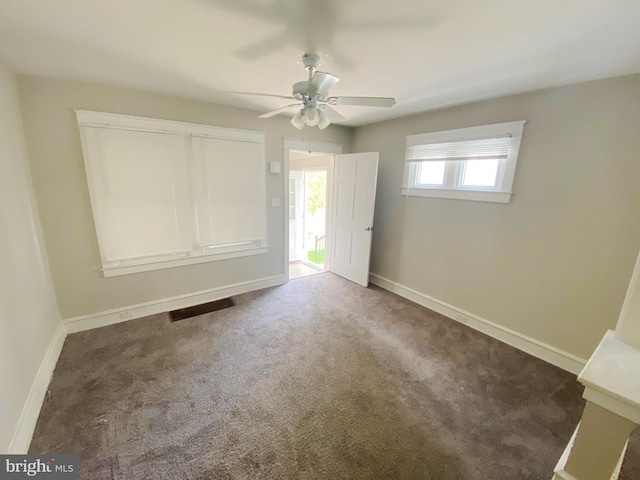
[[400, 187, 512, 203], [75, 110, 266, 143], [369, 273, 586, 375], [552, 330, 637, 480], [578, 331, 640, 424], [64, 275, 285, 333], [283, 137, 343, 155], [8, 322, 67, 454], [552, 424, 580, 480], [101, 247, 267, 277], [552, 423, 625, 480]]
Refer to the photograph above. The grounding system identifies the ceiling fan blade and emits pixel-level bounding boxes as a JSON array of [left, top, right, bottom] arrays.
[[330, 96, 396, 107], [308, 72, 340, 96], [258, 104, 302, 118], [226, 91, 296, 100], [319, 105, 345, 122]]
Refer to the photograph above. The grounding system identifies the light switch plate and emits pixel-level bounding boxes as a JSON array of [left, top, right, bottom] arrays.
[[269, 161, 281, 174], [271, 198, 280, 207]]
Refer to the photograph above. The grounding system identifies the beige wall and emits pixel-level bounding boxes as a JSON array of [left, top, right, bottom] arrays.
[[0, 64, 61, 451], [17, 75, 352, 319], [352, 74, 640, 360]]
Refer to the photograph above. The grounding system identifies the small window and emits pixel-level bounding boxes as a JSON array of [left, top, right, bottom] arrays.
[[402, 121, 526, 203]]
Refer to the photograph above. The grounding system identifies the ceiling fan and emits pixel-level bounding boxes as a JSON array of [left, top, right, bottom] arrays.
[[228, 53, 396, 130]]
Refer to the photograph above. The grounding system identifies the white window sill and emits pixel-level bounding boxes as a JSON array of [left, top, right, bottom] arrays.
[[101, 246, 268, 277], [401, 187, 512, 204]]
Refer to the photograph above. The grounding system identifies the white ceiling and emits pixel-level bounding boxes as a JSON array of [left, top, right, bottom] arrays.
[[1, 0, 639, 127]]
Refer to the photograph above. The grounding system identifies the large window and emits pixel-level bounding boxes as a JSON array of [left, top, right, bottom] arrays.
[[77, 110, 267, 277], [402, 121, 526, 203]]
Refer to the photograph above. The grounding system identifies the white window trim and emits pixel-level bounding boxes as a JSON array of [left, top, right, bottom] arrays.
[[401, 120, 526, 203], [76, 110, 265, 143], [102, 245, 267, 277], [76, 110, 267, 277]]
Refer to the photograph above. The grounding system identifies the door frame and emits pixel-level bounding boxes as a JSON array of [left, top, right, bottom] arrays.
[[283, 138, 343, 281], [288, 171, 304, 262]]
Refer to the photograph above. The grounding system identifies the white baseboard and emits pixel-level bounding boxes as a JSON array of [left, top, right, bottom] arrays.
[[8, 322, 67, 454], [64, 274, 286, 334], [369, 273, 586, 375]]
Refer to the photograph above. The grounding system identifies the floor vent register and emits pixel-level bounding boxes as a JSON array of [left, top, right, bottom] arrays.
[[170, 298, 236, 322]]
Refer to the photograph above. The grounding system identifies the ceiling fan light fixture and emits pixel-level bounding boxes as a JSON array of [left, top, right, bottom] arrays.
[[291, 109, 305, 130], [305, 107, 319, 126], [317, 109, 331, 130]]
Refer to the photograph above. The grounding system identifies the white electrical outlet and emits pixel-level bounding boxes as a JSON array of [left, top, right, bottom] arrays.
[[271, 198, 280, 207], [119, 310, 133, 320]]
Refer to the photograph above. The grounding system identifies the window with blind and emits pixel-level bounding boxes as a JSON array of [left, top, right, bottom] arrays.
[[402, 121, 526, 203], [76, 110, 267, 277]]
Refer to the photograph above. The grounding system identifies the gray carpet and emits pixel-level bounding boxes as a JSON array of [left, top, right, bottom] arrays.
[[30, 273, 639, 479]]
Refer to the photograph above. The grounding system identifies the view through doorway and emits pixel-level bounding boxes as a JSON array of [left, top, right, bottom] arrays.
[[289, 150, 331, 280]]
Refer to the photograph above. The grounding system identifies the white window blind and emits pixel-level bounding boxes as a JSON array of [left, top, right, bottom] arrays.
[[406, 136, 511, 162], [193, 136, 266, 247], [77, 110, 267, 276], [83, 127, 193, 263]]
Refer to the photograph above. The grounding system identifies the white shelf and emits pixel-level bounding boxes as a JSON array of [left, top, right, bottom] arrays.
[[578, 330, 640, 423]]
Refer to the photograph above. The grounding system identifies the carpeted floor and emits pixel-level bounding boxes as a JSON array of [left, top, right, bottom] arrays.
[[30, 273, 639, 479]]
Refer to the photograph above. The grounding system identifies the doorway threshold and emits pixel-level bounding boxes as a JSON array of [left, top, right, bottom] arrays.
[[289, 261, 324, 280]]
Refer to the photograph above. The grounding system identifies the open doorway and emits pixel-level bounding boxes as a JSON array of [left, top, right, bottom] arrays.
[[288, 150, 332, 280]]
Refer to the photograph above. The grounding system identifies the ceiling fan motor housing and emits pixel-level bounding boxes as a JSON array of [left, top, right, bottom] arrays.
[[292, 81, 310, 99], [292, 85, 332, 105]]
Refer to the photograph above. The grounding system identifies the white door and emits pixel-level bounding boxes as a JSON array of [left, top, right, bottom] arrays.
[[288, 171, 304, 261], [330, 152, 379, 287]]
